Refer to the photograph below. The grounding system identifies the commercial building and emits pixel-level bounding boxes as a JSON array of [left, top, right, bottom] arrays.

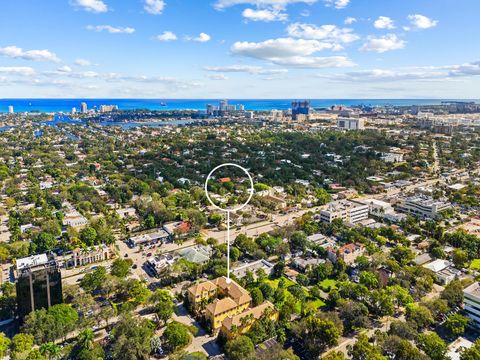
[[80, 102, 88, 114], [320, 200, 369, 224], [15, 254, 63, 318], [337, 117, 365, 130], [146, 254, 177, 275], [66, 245, 114, 268], [361, 198, 407, 223], [397, 196, 451, 219], [177, 245, 212, 264], [463, 282, 480, 327], [128, 229, 170, 248], [8, 105, 14, 114], [163, 221, 191, 240]]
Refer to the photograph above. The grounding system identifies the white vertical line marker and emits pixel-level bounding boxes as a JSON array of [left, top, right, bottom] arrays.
[[226, 210, 231, 283]]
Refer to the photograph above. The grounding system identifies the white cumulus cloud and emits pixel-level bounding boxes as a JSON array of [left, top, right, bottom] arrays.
[[344, 17, 356, 25], [144, 0, 166, 15], [242, 8, 288, 22], [287, 23, 359, 44], [374, 16, 395, 29], [192, 33, 211, 42], [86, 25, 135, 34], [214, 0, 317, 10], [57, 66, 73, 73], [0, 66, 36, 75], [360, 34, 406, 53], [204, 64, 288, 75], [231, 37, 355, 68], [75, 58, 93, 66], [324, 0, 350, 9], [318, 61, 480, 82], [156, 31, 177, 41], [407, 14, 438, 30], [71, 0, 108, 13], [207, 74, 229, 80], [0, 45, 60, 62]]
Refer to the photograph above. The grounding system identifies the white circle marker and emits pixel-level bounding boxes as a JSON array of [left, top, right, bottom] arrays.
[[205, 163, 254, 283]]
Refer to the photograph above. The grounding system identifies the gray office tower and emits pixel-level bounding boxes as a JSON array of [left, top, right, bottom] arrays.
[[15, 254, 63, 319]]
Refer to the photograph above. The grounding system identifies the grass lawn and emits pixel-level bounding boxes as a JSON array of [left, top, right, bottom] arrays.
[[310, 298, 326, 309], [183, 352, 207, 360], [319, 279, 337, 292], [264, 277, 296, 289], [470, 259, 480, 269]]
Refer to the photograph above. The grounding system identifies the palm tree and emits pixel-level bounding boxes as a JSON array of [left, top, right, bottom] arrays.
[[77, 329, 95, 351], [39, 342, 61, 360]]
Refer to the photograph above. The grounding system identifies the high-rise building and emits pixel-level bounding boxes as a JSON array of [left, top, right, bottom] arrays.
[[206, 104, 215, 115], [71, 107, 77, 114], [15, 254, 63, 318], [80, 102, 88, 114], [292, 100, 310, 120], [219, 99, 228, 112], [8, 105, 14, 114]]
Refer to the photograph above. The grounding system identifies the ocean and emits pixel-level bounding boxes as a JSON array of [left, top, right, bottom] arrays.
[[1, 98, 478, 113]]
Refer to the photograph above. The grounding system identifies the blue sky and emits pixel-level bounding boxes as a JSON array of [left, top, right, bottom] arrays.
[[0, 0, 479, 98]]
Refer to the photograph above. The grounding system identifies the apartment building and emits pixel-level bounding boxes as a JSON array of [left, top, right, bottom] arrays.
[[320, 200, 369, 224], [327, 243, 366, 265], [188, 280, 218, 313], [205, 277, 251, 330], [187, 276, 278, 334], [221, 301, 277, 339]]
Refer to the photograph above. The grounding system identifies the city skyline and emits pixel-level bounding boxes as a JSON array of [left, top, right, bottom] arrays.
[[1, 0, 479, 98]]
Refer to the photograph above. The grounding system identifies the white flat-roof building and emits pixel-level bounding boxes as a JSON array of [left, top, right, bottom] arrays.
[[423, 259, 460, 284], [447, 337, 473, 360], [116, 207, 137, 219], [146, 254, 177, 275], [337, 118, 365, 131], [423, 259, 451, 273], [381, 153, 404, 163], [232, 259, 274, 279], [464, 282, 480, 326], [16, 254, 49, 271], [320, 200, 369, 224], [397, 196, 451, 219]]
